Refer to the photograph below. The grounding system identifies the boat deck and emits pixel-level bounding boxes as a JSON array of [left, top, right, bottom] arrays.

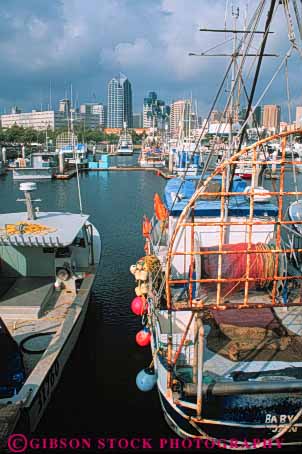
[[157, 307, 302, 382], [0, 274, 81, 377]]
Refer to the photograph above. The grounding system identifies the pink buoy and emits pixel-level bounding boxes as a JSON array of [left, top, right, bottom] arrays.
[[136, 328, 151, 347], [130, 296, 146, 316]]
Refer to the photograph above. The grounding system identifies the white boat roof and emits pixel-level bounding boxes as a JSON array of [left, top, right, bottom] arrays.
[[0, 212, 89, 247]]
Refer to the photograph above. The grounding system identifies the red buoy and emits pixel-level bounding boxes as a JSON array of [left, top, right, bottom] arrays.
[[136, 328, 151, 347], [130, 296, 146, 316]]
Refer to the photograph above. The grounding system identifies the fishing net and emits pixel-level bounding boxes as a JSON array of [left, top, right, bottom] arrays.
[[200, 242, 275, 297]]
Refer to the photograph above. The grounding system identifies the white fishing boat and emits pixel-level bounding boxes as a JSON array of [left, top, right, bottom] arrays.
[[130, 1, 302, 448], [0, 181, 101, 445], [116, 123, 133, 156], [138, 147, 165, 168], [132, 130, 302, 448], [12, 152, 58, 180]]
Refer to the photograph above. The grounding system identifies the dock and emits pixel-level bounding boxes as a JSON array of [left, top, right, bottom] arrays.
[[54, 169, 77, 180], [81, 166, 174, 179]]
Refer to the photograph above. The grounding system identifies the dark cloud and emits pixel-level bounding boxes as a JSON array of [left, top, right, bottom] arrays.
[[0, 0, 301, 117]]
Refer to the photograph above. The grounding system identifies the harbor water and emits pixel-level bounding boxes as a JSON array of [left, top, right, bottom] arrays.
[[0, 154, 174, 452]]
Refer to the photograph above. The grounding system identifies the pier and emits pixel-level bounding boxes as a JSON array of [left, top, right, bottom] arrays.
[[54, 166, 174, 179], [54, 169, 77, 180], [81, 166, 174, 179]]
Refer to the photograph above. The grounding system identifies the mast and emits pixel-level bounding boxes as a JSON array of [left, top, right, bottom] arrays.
[[228, 6, 239, 160]]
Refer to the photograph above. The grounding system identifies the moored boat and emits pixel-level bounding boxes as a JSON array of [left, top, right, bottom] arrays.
[[131, 130, 302, 448], [12, 152, 58, 180], [116, 123, 133, 156], [0, 181, 101, 445]]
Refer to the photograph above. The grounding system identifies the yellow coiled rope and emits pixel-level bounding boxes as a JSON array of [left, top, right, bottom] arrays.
[[0, 221, 57, 236]]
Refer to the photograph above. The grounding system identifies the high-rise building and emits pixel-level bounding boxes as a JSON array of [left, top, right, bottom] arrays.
[[143, 91, 169, 129], [107, 74, 133, 128], [238, 105, 262, 128], [80, 103, 107, 127], [59, 99, 71, 115], [210, 110, 223, 123], [170, 99, 191, 138], [133, 113, 143, 128], [262, 105, 281, 132], [296, 106, 302, 127]]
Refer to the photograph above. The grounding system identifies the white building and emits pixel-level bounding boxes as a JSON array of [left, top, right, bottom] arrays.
[[170, 100, 191, 139], [1, 103, 101, 131], [0, 110, 67, 131]]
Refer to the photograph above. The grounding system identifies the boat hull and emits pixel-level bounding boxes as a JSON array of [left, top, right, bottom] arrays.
[[158, 387, 302, 447], [12, 168, 56, 180], [0, 227, 101, 438], [116, 150, 133, 156]]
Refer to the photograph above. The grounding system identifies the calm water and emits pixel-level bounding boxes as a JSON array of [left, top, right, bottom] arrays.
[[0, 154, 175, 452]]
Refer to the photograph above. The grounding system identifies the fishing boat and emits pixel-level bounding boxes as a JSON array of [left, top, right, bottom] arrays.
[[12, 152, 58, 180], [61, 143, 88, 169], [138, 147, 166, 168], [116, 122, 133, 156], [139, 127, 166, 168], [0, 181, 101, 445], [130, 1, 302, 448], [132, 129, 302, 448]]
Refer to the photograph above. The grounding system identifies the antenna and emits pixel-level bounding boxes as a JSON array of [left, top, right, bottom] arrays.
[[49, 81, 52, 110], [70, 109, 83, 215], [70, 84, 73, 109], [17, 182, 41, 221]]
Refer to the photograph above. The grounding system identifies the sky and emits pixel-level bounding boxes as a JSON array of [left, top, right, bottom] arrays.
[[0, 0, 302, 119]]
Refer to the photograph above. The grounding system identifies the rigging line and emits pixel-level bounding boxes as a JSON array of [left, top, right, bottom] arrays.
[[212, 0, 267, 142], [293, 0, 302, 40], [195, 0, 266, 149], [237, 45, 294, 137], [153, 60, 233, 256], [198, 0, 266, 147], [70, 111, 83, 215], [283, 0, 295, 42], [224, 0, 229, 34], [285, 56, 299, 201], [198, 36, 234, 55], [154, 1, 269, 257], [238, 71, 279, 202], [283, 0, 302, 58], [234, 0, 277, 157]]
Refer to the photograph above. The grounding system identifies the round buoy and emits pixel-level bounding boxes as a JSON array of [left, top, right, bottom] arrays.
[[129, 264, 137, 275], [130, 296, 146, 316], [136, 367, 157, 392], [135, 327, 151, 346]]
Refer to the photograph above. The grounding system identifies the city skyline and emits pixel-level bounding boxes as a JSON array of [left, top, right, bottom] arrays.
[[0, 1, 302, 119]]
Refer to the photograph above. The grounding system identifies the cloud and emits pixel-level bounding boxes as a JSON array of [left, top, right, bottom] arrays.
[[0, 0, 301, 117]]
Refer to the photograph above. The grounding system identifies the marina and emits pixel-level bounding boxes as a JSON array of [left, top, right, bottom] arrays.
[[2, 0, 302, 451], [0, 156, 171, 448]]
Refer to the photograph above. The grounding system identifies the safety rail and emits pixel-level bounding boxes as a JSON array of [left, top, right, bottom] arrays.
[[165, 129, 302, 310]]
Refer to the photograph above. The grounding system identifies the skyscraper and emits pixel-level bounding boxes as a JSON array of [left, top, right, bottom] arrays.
[[107, 74, 133, 128], [170, 99, 191, 138], [143, 91, 169, 129], [262, 105, 281, 132]]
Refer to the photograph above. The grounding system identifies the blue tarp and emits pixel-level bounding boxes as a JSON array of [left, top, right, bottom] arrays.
[[164, 176, 278, 217]]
